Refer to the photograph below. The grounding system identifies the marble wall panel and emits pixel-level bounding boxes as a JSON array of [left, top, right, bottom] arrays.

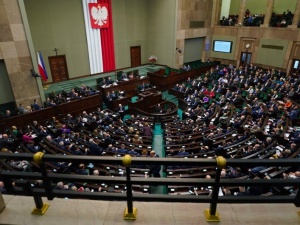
[[0, 5, 9, 24], [3, 57, 20, 74], [4, 0, 22, 24], [14, 41, 30, 57], [10, 24, 26, 41], [0, 24, 13, 42], [0, 42, 17, 59], [18, 56, 33, 72]]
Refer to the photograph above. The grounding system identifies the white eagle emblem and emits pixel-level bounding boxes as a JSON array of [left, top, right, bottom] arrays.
[[91, 5, 108, 27]]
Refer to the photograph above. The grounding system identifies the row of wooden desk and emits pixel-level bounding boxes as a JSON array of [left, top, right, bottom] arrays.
[[0, 94, 102, 132], [99, 77, 150, 97], [0, 65, 214, 131], [147, 64, 214, 91]]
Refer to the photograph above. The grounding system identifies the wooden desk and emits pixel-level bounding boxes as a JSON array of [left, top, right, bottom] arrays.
[[108, 96, 131, 110], [147, 64, 214, 91], [99, 77, 150, 97], [128, 92, 163, 114], [0, 94, 102, 131]]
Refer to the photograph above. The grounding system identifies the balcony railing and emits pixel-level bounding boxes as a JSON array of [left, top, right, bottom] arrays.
[[0, 152, 299, 222]]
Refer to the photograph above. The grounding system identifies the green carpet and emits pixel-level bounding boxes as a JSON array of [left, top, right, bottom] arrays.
[[150, 123, 167, 194]]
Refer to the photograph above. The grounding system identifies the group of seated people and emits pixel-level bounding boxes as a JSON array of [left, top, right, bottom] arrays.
[[15, 99, 43, 115], [0, 107, 162, 193], [181, 64, 191, 72], [166, 62, 300, 195], [220, 8, 296, 28], [117, 71, 138, 81], [243, 9, 264, 27], [270, 9, 294, 27], [1, 61, 300, 197], [1, 84, 100, 118], [98, 76, 115, 87], [220, 15, 237, 26]]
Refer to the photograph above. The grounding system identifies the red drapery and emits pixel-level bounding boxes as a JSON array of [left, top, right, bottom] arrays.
[[98, 0, 115, 72]]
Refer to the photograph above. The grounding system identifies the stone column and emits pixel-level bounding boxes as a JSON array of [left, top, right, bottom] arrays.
[[0, 0, 42, 108], [260, 0, 275, 27], [288, 0, 300, 28], [237, 0, 247, 26], [212, 0, 222, 26]]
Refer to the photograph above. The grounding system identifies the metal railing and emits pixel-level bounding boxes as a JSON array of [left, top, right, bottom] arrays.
[[0, 152, 300, 222]]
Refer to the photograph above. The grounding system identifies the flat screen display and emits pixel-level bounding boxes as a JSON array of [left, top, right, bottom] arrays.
[[213, 40, 232, 53]]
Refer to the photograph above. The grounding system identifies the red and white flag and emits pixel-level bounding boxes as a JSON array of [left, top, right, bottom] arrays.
[[88, 3, 109, 28], [37, 51, 48, 81], [83, 0, 115, 73]]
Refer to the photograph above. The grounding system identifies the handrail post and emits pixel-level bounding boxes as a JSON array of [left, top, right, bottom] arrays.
[[122, 154, 137, 220], [31, 152, 50, 215], [204, 156, 226, 222]]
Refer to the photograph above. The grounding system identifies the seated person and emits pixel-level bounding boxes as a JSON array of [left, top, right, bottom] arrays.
[[128, 72, 134, 79], [182, 64, 188, 71], [2, 110, 11, 118], [120, 72, 128, 81], [106, 76, 114, 85], [18, 103, 25, 114], [32, 99, 41, 110], [26, 140, 41, 153], [110, 91, 118, 100]]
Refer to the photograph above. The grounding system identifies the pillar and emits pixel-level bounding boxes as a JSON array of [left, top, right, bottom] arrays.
[[260, 0, 275, 27], [212, 0, 222, 26], [237, 0, 247, 26], [288, 0, 300, 28]]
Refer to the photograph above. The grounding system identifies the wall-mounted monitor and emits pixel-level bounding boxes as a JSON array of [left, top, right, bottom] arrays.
[[213, 40, 232, 53]]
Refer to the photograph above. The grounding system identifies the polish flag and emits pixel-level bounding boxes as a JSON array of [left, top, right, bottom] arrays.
[[82, 0, 115, 74], [37, 51, 48, 81]]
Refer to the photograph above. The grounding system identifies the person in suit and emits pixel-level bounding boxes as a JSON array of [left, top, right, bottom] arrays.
[[117, 144, 128, 155], [121, 72, 128, 80], [18, 103, 25, 114], [110, 91, 118, 100], [88, 138, 103, 156], [76, 164, 88, 175], [118, 104, 125, 120], [106, 76, 114, 85], [127, 147, 140, 156], [32, 99, 41, 110], [177, 147, 189, 157], [149, 150, 161, 177], [289, 105, 299, 126]]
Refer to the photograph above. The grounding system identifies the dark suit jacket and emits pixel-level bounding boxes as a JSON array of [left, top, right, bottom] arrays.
[[89, 143, 102, 155]]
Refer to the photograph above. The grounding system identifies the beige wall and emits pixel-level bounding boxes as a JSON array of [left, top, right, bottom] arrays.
[[176, 0, 214, 68], [273, 0, 298, 14], [0, 0, 40, 106], [148, 0, 177, 67], [24, 0, 90, 82], [230, 0, 298, 15], [112, 0, 177, 68], [112, 0, 149, 69], [184, 38, 204, 63], [212, 26, 300, 71], [229, 0, 240, 15], [256, 38, 288, 68]]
